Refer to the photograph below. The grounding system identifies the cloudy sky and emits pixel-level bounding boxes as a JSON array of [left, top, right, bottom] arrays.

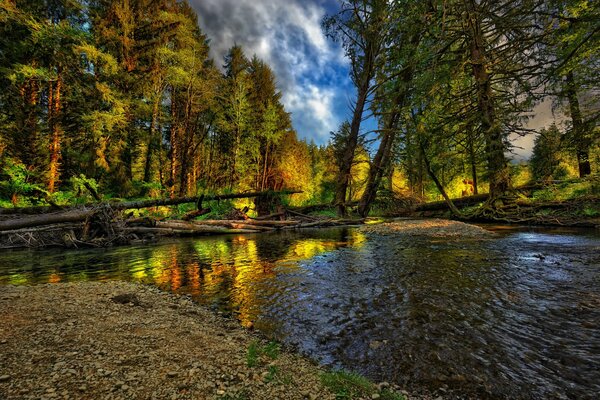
[[191, 0, 351, 144], [190, 0, 558, 158]]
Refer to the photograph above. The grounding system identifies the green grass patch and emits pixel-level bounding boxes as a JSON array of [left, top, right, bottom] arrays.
[[246, 341, 260, 368], [320, 370, 405, 400], [321, 370, 374, 399], [246, 340, 280, 368]]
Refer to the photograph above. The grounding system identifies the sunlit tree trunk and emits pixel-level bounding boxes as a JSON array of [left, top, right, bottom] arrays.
[[47, 68, 63, 193], [169, 89, 179, 198]]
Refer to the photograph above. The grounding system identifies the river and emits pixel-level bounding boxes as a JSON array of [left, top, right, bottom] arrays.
[[1, 224, 599, 399]]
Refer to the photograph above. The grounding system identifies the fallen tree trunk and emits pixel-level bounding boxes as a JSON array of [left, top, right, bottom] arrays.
[[414, 193, 489, 212], [126, 225, 261, 235], [154, 220, 274, 232], [0, 190, 302, 215], [0, 210, 95, 231]]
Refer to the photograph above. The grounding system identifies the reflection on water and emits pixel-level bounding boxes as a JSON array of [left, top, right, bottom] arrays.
[[1, 226, 599, 399], [0, 229, 366, 329]]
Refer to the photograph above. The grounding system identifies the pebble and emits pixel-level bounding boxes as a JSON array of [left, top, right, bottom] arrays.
[[371, 394, 380, 400], [0, 282, 425, 400]]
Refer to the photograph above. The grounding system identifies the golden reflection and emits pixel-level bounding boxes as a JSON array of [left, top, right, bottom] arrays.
[[186, 262, 202, 296], [131, 268, 147, 280], [288, 240, 328, 259], [169, 248, 182, 291], [8, 274, 28, 285], [118, 230, 363, 327], [350, 231, 367, 246], [48, 273, 61, 283]]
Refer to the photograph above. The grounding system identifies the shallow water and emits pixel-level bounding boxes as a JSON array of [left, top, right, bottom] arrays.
[[1, 225, 599, 399]]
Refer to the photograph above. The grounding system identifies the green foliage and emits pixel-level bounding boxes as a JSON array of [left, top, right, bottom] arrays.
[[530, 124, 563, 182], [532, 178, 598, 201], [0, 158, 46, 205]]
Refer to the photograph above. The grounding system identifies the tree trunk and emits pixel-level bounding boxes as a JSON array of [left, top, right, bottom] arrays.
[[0, 210, 94, 231], [47, 68, 63, 193], [334, 59, 375, 217], [143, 97, 160, 184], [565, 71, 591, 177], [169, 89, 179, 198], [358, 46, 418, 217], [464, 0, 510, 199], [468, 134, 479, 194], [419, 141, 463, 218]]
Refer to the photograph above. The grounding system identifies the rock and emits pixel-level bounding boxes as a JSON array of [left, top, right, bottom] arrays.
[[111, 293, 141, 306], [0, 375, 10, 382], [369, 340, 382, 350], [167, 371, 178, 378]]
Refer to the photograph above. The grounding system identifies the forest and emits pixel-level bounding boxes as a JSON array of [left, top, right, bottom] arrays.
[[0, 0, 598, 219]]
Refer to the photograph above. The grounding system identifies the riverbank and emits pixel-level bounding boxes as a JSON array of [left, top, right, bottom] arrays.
[[0, 281, 417, 400]]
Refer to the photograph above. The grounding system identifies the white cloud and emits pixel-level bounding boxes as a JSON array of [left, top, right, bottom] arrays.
[[190, 0, 348, 143]]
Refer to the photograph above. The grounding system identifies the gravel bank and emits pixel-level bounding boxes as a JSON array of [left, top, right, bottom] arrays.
[[0, 282, 338, 400], [360, 219, 494, 238]]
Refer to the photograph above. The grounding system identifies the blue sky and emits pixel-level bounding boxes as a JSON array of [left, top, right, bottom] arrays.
[[191, 0, 353, 145]]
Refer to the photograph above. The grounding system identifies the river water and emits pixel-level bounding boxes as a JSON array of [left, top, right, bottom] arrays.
[[1, 225, 599, 399]]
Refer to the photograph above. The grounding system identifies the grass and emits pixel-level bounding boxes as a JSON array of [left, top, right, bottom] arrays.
[[246, 340, 280, 368], [532, 177, 600, 202], [246, 341, 260, 368], [320, 370, 405, 400]]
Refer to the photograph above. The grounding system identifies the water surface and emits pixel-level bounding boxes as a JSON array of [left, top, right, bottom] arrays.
[[1, 225, 599, 399]]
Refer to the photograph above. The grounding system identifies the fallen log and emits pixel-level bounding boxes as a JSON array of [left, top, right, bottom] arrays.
[[129, 224, 261, 235], [253, 211, 285, 220], [0, 190, 302, 215], [0, 210, 95, 231], [154, 220, 274, 232], [414, 193, 489, 212], [193, 219, 298, 227]]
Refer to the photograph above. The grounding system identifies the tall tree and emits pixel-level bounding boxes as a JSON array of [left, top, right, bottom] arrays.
[[324, 0, 389, 216]]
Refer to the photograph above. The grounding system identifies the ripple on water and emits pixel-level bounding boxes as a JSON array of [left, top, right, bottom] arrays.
[[0, 226, 599, 399]]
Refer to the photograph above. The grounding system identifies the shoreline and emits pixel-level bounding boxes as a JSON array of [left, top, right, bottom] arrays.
[[0, 281, 421, 400]]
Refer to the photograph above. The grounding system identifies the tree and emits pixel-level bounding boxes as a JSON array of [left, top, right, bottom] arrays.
[[324, 0, 389, 216], [530, 124, 563, 181]]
